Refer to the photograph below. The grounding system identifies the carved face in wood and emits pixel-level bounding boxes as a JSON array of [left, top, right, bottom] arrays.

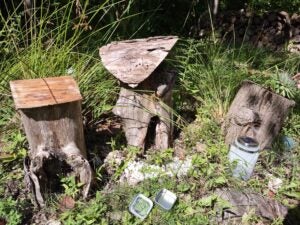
[[223, 81, 295, 149]]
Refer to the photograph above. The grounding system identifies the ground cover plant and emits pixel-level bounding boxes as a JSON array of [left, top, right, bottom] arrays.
[[0, 1, 299, 225]]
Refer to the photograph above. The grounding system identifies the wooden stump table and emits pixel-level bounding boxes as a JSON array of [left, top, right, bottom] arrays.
[[99, 36, 178, 151], [10, 76, 92, 207]]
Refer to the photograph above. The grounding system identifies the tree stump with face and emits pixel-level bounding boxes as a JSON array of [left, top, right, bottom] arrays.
[[99, 36, 178, 151], [10, 76, 92, 207], [223, 81, 295, 149]]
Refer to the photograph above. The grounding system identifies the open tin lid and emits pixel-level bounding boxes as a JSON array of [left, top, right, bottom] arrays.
[[154, 189, 177, 211]]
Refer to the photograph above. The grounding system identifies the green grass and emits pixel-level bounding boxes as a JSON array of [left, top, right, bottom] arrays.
[[0, 1, 299, 224], [55, 39, 300, 224]]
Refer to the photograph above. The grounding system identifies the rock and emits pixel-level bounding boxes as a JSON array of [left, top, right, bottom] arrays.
[[103, 150, 125, 175], [268, 177, 283, 193], [108, 211, 123, 222], [119, 157, 192, 185], [59, 196, 75, 211], [119, 161, 164, 185], [46, 220, 62, 225]]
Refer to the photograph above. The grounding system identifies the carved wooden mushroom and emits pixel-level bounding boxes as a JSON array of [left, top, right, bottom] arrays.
[[223, 81, 295, 149], [10, 76, 92, 207], [99, 36, 178, 151]]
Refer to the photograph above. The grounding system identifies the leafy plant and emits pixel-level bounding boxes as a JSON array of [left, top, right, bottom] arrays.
[[0, 197, 23, 225], [60, 176, 83, 198], [265, 70, 298, 99], [147, 148, 174, 166], [0, 131, 27, 163], [60, 191, 108, 225]]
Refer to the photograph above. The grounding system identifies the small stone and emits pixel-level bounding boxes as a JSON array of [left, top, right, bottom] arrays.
[[46, 220, 62, 225], [195, 142, 207, 153], [59, 195, 75, 211], [109, 211, 123, 221], [268, 177, 283, 193]]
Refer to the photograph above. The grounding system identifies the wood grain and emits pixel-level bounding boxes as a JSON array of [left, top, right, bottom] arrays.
[[223, 81, 295, 149], [10, 76, 82, 109], [21, 102, 91, 207], [113, 68, 175, 151], [99, 36, 178, 87]]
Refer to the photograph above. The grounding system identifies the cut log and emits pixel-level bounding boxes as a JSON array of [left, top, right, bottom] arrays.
[[112, 67, 175, 151], [223, 81, 295, 149], [99, 36, 178, 87], [10, 76, 92, 207]]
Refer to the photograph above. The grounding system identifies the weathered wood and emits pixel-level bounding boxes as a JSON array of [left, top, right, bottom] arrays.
[[113, 68, 175, 150], [10, 76, 91, 207], [99, 36, 178, 87], [10, 76, 82, 109], [223, 81, 295, 149]]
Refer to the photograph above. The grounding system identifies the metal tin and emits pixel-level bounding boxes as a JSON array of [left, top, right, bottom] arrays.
[[154, 189, 177, 210], [129, 194, 153, 220]]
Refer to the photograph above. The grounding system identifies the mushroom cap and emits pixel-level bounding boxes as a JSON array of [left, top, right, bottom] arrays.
[[99, 36, 178, 87]]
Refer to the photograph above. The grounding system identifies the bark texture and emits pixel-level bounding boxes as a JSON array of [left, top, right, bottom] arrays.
[[10, 76, 91, 207], [215, 188, 288, 223], [113, 68, 175, 151], [20, 102, 91, 207], [223, 81, 295, 149]]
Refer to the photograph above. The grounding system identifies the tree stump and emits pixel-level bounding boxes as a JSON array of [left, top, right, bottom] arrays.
[[99, 36, 178, 151], [10, 76, 92, 207], [223, 81, 295, 149]]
